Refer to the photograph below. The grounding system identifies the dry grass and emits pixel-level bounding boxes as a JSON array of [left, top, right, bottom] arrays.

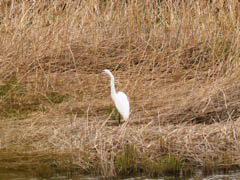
[[1, 0, 240, 177]]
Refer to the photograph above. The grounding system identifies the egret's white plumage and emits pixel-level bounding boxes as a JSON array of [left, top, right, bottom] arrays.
[[102, 69, 130, 123]]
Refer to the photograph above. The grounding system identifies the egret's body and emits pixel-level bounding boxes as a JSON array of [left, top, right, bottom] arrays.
[[102, 69, 130, 123]]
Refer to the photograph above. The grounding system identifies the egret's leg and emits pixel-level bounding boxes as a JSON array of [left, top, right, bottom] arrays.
[[118, 112, 121, 124]]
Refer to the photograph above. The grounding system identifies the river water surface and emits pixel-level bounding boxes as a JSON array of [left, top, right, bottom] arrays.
[[1, 169, 240, 179]]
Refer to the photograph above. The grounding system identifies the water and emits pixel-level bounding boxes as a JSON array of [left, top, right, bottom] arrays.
[[1, 169, 240, 180]]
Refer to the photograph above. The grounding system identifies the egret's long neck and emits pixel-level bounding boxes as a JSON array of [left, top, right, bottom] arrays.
[[108, 73, 117, 98]]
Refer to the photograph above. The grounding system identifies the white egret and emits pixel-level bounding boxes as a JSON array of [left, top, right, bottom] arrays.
[[102, 69, 130, 124]]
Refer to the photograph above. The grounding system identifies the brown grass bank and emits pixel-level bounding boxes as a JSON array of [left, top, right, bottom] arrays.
[[1, 0, 240, 177]]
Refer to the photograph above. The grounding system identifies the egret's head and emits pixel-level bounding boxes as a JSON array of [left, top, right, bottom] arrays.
[[102, 69, 111, 75], [102, 69, 114, 80]]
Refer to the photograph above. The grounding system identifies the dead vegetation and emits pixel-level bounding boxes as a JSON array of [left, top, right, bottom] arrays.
[[0, 0, 240, 177]]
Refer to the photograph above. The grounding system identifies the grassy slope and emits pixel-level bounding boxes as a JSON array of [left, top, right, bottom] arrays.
[[0, 0, 240, 177]]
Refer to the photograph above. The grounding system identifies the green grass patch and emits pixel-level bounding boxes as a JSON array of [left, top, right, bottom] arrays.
[[115, 144, 183, 177], [0, 76, 38, 120], [0, 76, 44, 120], [2, 106, 30, 120], [0, 76, 23, 97], [203, 152, 235, 174], [115, 145, 139, 176], [143, 155, 183, 177], [0, 76, 68, 120], [45, 91, 66, 104]]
